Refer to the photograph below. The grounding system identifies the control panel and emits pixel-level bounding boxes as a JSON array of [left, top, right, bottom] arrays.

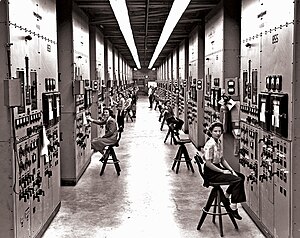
[[0, 1, 62, 238]]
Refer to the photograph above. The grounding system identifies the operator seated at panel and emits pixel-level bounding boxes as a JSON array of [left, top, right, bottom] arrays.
[[162, 100, 184, 135], [200, 121, 246, 220], [87, 108, 118, 155]]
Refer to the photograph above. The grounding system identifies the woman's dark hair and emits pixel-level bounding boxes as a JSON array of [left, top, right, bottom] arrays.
[[103, 107, 114, 118], [164, 100, 170, 105]]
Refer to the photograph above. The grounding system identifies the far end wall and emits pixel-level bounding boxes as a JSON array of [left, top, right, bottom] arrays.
[[133, 68, 157, 95]]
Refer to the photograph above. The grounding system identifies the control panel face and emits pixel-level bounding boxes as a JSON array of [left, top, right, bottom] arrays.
[[239, 1, 295, 237], [2, 1, 62, 238]]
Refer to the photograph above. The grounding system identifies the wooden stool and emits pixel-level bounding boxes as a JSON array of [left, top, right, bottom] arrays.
[[171, 137, 194, 174], [99, 130, 122, 176], [194, 155, 239, 237]]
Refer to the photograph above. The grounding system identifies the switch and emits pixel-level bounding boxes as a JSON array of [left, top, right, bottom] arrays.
[[270, 76, 276, 90], [265, 76, 270, 90], [275, 75, 282, 91]]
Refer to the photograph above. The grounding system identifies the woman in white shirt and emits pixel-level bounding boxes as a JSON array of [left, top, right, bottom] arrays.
[[203, 121, 246, 220]]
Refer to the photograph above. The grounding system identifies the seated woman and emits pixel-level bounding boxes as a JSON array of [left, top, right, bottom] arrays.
[[203, 121, 246, 220], [87, 108, 118, 156], [162, 100, 184, 134]]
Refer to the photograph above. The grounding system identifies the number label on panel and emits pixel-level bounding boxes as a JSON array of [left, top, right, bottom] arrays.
[[272, 34, 279, 44]]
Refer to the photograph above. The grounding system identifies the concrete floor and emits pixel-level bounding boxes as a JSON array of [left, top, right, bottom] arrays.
[[42, 96, 265, 238]]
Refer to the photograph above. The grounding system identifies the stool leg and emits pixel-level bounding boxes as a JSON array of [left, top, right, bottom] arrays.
[[171, 146, 182, 171], [111, 150, 121, 176], [170, 131, 173, 144], [220, 189, 239, 230], [160, 117, 165, 130], [197, 188, 217, 230], [164, 129, 170, 143], [228, 213, 239, 230], [183, 147, 190, 171], [100, 152, 109, 176], [183, 146, 191, 171], [212, 196, 218, 224], [217, 189, 224, 237], [175, 146, 182, 174], [183, 146, 194, 173]]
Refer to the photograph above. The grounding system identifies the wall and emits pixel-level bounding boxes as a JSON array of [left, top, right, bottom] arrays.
[[133, 68, 157, 95]]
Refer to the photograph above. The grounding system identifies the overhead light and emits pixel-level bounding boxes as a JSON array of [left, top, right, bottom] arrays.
[[109, 0, 141, 69], [148, 0, 191, 69]]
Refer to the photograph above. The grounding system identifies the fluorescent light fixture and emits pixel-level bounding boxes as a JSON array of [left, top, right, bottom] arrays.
[[109, 0, 141, 69], [148, 0, 191, 69]]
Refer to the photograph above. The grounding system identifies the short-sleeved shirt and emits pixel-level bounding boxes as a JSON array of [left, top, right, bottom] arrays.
[[203, 137, 223, 164], [116, 97, 125, 111], [124, 98, 132, 110]]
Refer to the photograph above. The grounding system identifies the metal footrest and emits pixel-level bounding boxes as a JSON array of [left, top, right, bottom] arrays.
[[202, 205, 230, 216], [173, 157, 191, 162], [105, 160, 120, 164]]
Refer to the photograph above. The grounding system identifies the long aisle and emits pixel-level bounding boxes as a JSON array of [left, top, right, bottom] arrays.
[[42, 96, 265, 238]]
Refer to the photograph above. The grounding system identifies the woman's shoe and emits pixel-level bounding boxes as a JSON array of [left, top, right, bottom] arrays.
[[231, 209, 242, 220]]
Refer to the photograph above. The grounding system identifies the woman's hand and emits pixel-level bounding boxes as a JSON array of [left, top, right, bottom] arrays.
[[223, 169, 238, 176], [86, 116, 92, 122], [223, 170, 232, 175], [231, 170, 238, 176]]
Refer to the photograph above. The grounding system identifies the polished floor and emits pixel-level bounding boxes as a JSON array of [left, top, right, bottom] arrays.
[[42, 96, 265, 238]]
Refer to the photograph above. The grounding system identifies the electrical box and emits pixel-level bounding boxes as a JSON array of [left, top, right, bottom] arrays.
[[16, 70, 26, 113], [42, 93, 54, 128], [225, 77, 239, 99], [270, 93, 288, 138], [258, 92, 271, 131], [211, 88, 221, 111], [53, 92, 61, 125], [4, 78, 22, 107], [251, 70, 258, 104], [197, 79, 202, 90], [242, 71, 248, 103], [84, 89, 92, 109], [205, 74, 211, 96], [213, 77, 220, 87], [91, 80, 99, 91], [30, 72, 38, 110]]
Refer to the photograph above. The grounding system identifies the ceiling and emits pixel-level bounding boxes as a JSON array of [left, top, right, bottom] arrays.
[[74, 0, 221, 69]]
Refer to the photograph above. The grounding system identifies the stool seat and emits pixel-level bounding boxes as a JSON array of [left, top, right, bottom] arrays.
[[208, 181, 235, 186], [175, 138, 191, 144]]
